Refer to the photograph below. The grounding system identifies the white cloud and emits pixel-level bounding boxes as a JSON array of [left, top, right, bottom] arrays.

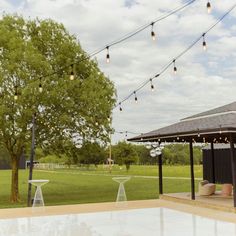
[[2, 0, 236, 143]]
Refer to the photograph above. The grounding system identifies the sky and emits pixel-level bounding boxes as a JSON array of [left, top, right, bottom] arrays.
[[1, 0, 236, 143]]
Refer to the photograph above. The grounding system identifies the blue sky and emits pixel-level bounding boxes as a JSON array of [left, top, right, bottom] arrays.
[[1, 0, 236, 143], [7, 0, 22, 6]]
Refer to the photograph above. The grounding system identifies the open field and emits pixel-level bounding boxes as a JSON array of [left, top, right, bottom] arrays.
[[0, 165, 203, 209]]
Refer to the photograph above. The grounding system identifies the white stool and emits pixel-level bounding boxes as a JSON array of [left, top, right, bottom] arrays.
[[28, 179, 49, 207], [112, 177, 131, 202]]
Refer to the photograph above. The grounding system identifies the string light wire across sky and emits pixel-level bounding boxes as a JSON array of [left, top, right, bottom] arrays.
[[2, 0, 236, 143]]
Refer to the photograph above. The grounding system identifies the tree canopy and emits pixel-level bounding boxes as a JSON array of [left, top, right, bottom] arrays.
[[112, 141, 138, 171], [0, 15, 116, 202]]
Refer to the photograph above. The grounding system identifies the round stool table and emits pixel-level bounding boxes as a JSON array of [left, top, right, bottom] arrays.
[[112, 177, 131, 202], [28, 179, 49, 207]]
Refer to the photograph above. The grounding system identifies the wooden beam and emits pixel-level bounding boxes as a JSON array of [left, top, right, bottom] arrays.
[[210, 142, 216, 183], [229, 134, 236, 207], [158, 154, 163, 195], [189, 141, 195, 200]]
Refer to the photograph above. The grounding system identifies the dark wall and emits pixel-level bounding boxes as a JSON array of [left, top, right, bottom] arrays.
[[203, 149, 232, 184]]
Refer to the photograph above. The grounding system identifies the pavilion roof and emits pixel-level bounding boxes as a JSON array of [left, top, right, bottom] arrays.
[[128, 101, 236, 143]]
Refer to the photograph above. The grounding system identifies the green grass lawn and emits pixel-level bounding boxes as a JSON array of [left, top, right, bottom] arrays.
[[0, 165, 203, 209]]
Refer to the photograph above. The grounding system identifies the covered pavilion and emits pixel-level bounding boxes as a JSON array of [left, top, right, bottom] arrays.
[[128, 101, 236, 207]]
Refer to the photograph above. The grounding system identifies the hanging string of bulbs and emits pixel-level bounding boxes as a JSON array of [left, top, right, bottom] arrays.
[[114, 130, 143, 138], [12, 0, 198, 100], [115, 2, 236, 111]]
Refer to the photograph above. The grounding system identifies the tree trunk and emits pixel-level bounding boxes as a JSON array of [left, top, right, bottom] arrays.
[[10, 156, 20, 202]]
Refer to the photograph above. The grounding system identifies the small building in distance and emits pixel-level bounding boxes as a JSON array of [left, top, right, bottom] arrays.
[[0, 154, 26, 170]]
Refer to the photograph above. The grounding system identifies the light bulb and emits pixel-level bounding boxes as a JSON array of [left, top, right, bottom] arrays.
[[151, 31, 156, 41], [14, 93, 18, 100], [119, 103, 122, 112], [39, 84, 43, 93], [14, 86, 18, 100], [151, 84, 154, 91], [207, 2, 211, 14], [70, 71, 75, 80], [174, 66, 177, 74], [202, 34, 207, 51], [150, 79, 154, 91], [134, 92, 138, 103], [106, 46, 110, 63], [39, 78, 43, 93], [151, 22, 156, 41], [203, 41, 207, 51], [173, 59, 177, 74], [70, 64, 75, 80]]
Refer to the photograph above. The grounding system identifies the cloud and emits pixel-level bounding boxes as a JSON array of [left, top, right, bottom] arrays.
[[2, 0, 236, 143]]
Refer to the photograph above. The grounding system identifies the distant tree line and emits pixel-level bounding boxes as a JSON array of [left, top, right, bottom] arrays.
[[18, 141, 203, 171]]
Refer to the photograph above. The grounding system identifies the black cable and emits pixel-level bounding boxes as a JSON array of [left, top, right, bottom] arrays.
[[104, 0, 196, 48], [115, 131, 142, 135], [38, 0, 196, 82], [115, 3, 236, 109]]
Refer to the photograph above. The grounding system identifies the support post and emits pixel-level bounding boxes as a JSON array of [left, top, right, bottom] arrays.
[[189, 141, 195, 200], [210, 142, 216, 183], [229, 134, 236, 207], [27, 113, 36, 207], [158, 154, 163, 195]]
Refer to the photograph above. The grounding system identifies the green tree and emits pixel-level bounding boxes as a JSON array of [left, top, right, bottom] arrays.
[[0, 15, 115, 202], [162, 144, 202, 165], [112, 141, 138, 171], [78, 142, 106, 167], [134, 144, 152, 165]]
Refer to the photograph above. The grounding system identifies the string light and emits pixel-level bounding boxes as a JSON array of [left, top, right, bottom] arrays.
[[134, 91, 138, 103], [173, 59, 177, 74], [8, 0, 212, 103], [115, 4, 236, 110], [39, 78, 43, 93], [202, 33, 207, 51], [151, 22, 156, 41], [207, 1, 211, 14], [13, 86, 19, 101], [115, 130, 142, 136], [150, 79, 154, 91], [69, 64, 75, 80], [106, 46, 110, 63]]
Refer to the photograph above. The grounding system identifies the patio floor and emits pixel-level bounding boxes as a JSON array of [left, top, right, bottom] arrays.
[[0, 199, 236, 223], [160, 192, 236, 213]]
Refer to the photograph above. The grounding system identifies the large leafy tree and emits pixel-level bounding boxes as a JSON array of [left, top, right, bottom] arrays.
[[112, 141, 138, 171], [78, 142, 106, 167], [0, 15, 116, 202]]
